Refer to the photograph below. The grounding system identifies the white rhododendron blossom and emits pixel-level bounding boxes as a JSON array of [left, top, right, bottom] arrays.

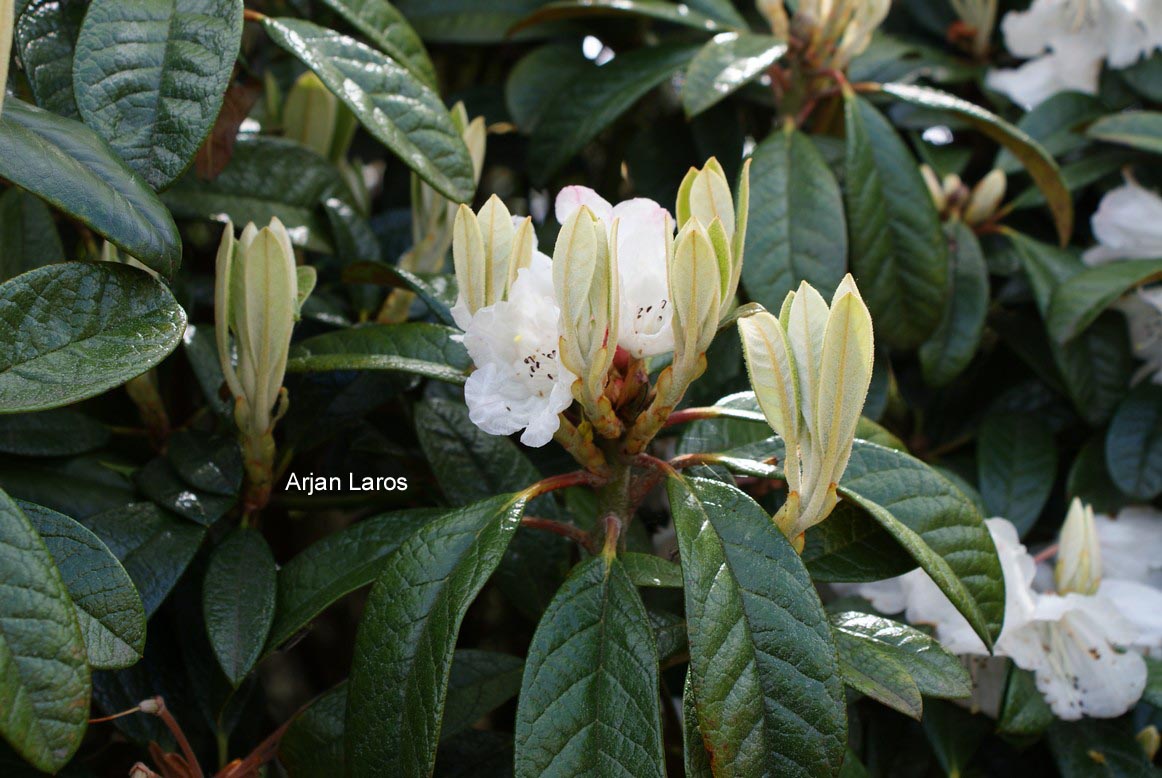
[[838, 515, 1162, 720], [987, 0, 1162, 108], [555, 187, 676, 359], [462, 253, 576, 448], [1095, 506, 1162, 589], [1083, 180, 1162, 382]]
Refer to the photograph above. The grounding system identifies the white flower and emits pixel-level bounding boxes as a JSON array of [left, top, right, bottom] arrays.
[[1095, 506, 1162, 589], [837, 517, 1155, 720], [555, 187, 676, 359], [462, 253, 577, 447], [987, 0, 1162, 109], [1083, 180, 1162, 382]]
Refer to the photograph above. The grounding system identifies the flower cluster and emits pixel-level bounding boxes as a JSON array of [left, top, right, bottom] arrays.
[[988, 0, 1162, 109], [840, 501, 1162, 720], [738, 275, 874, 549], [921, 166, 1007, 228], [450, 160, 750, 459], [759, 0, 890, 69], [1083, 177, 1162, 383]]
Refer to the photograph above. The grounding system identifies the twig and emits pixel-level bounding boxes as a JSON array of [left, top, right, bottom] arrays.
[[521, 516, 598, 555]]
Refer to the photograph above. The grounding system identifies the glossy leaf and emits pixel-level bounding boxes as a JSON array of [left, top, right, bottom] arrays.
[[505, 43, 592, 134], [135, 457, 234, 526], [264, 17, 475, 202], [802, 500, 915, 583], [393, 0, 556, 43], [515, 555, 664, 777], [345, 494, 528, 776], [415, 398, 570, 619], [1049, 718, 1159, 777], [999, 666, 1054, 737], [977, 414, 1058, 535], [879, 82, 1073, 244], [530, 43, 700, 183], [342, 262, 457, 325], [843, 93, 947, 349], [281, 682, 348, 777], [994, 92, 1107, 174], [203, 528, 277, 686], [166, 431, 242, 497], [668, 475, 847, 776], [919, 222, 989, 386], [83, 502, 206, 616], [14, 0, 87, 117], [72, 0, 244, 190], [1106, 382, 1162, 500], [514, 0, 725, 32], [266, 508, 442, 651], [21, 501, 146, 670], [0, 489, 89, 773], [287, 323, 469, 384], [318, 0, 436, 87], [620, 551, 683, 588], [0, 99, 182, 274], [443, 650, 524, 739], [1047, 258, 1162, 343], [0, 409, 109, 457], [683, 32, 786, 117], [0, 263, 186, 413], [0, 188, 65, 281], [1086, 111, 1162, 155], [741, 122, 847, 311]]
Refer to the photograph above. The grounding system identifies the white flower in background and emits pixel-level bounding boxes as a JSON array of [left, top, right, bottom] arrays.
[[462, 253, 577, 447], [987, 0, 1162, 109], [1083, 179, 1162, 382], [837, 510, 1160, 720], [555, 187, 676, 359], [1095, 506, 1162, 589]]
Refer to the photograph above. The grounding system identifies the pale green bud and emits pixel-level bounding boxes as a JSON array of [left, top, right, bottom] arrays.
[[963, 169, 1007, 227], [215, 218, 312, 439], [738, 274, 874, 548], [670, 222, 722, 380], [0, 0, 12, 119], [832, 0, 890, 67], [676, 157, 751, 311], [1056, 498, 1102, 595], [756, 0, 790, 37], [553, 206, 618, 411], [920, 165, 946, 213], [1137, 726, 1160, 762], [283, 71, 358, 164], [451, 196, 534, 320]]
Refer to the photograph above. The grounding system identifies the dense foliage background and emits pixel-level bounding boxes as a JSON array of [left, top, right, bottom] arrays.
[[3, 0, 1162, 776]]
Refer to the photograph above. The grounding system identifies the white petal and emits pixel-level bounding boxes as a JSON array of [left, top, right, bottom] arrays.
[[1087, 181, 1162, 264], [613, 198, 675, 357], [1096, 506, 1162, 589], [554, 186, 614, 228], [987, 52, 1100, 109], [1099, 578, 1162, 652]]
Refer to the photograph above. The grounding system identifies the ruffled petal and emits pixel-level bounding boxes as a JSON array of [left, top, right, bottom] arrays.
[[555, 186, 614, 228]]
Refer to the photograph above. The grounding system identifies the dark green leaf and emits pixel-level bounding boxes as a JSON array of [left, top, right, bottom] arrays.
[[287, 323, 469, 384], [681, 671, 712, 778], [21, 502, 146, 670], [0, 188, 65, 281], [1011, 149, 1136, 212], [135, 458, 234, 526], [999, 666, 1054, 737], [393, 0, 555, 43], [1067, 437, 1130, 514], [1047, 258, 1162, 343], [72, 0, 244, 190], [1087, 111, 1162, 155], [514, 555, 664, 777], [668, 475, 846, 776], [317, 0, 437, 87], [1049, 718, 1158, 777], [264, 17, 475, 203], [166, 431, 242, 497], [530, 43, 700, 183], [14, 0, 87, 117], [919, 222, 989, 386], [1106, 381, 1162, 500], [977, 413, 1057, 535], [83, 502, 206, 616], [683, 33, 785, 117], [995, 92, 1107, 174], [506, 44, 594, 134], [436, 731, 515, 778], [802, 500, 915, 583], [443, 650, 524, 739], [345, 494, 527, 776], [879, 82, 1073, 244], [831, 611, 971, 714], [0, 489, 89, 773], [281, 682, 348, 778], [621, 551, 683, 588], [164, 136, 373, 256], [843, 93, 947, 349], [0, 263, 186, 413], [0, 454, 134, 520], [922, 700, 991, 777], [203, 528, 277, 686], [415, 398, 570, 619], [0, 99, 182, 274], [515, 0, 727, 33], [742, 122, 847, 311], [1143, 656, 1162, 708], [266, 508, 442, 651], [342, 262, 457, 325], [0, 410, 109, 457], [682, 0, 747, 27]]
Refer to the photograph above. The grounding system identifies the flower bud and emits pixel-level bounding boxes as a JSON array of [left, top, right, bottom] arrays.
[[0, 0, 12, 119], [756, 0, 789, 37], [1056, 498, 1102, 595], [739, 274, 874, 548], [553, 205, 619, 430], [215, 217, 313, 440], [676, 157, 751, 311], [670, 222, 722, 380], [834, 0, 889, 65], [282, 71, 357, 164], [963, 169, 1007, 226], [921, 165, 946, 213], [451, 197, 536, 328], [1138, 725, 1160, 762]]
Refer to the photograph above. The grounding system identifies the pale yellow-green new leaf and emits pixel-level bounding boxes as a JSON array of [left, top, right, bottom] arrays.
[[738, 310, 801, 496], [552, 205, 605, 382], [0, 0, 12, 118], [688, 158, 735, 239], [507, 216, 536, 295], [477, 195, 514, 305], [706, 217, 733, 302], [727, 158, 752, 303], [452, 205, 487, 316], [785, 281, 830, 440], [214, 221, 243, 400], [670, 223, 721, 376]]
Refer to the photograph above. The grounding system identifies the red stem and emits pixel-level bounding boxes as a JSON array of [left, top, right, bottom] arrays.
[[521, 516, 598, 554], [521, 470, 604, 500]]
